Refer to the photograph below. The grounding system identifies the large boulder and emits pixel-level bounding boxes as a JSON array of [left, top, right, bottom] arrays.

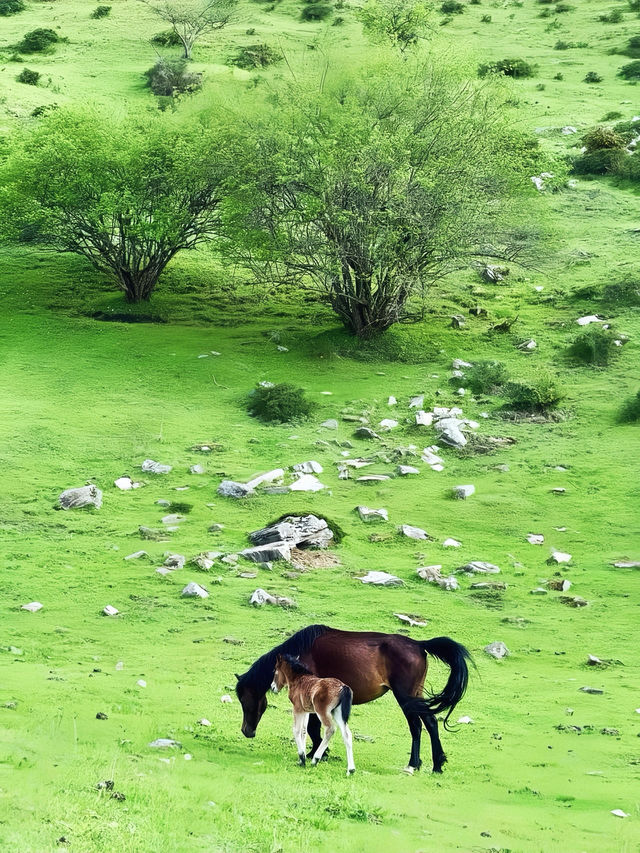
[[141, 459, 172, 474], [217, 480, 255, 499], [59, 485, 102, 510], [249, 515, 333, 550], [241, 542, 292, 563]]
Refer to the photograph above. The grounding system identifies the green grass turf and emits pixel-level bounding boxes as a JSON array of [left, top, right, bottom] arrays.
[[1, 0, 640, 851]]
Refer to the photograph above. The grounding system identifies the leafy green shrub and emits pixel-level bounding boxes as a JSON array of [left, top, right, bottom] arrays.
[[465, 360, 509, 394], [503, 370, 565, 412], [0, 0, 25, 15], [150, 29, 182, 46], [619, 59, 640, 79], [18, 28, 60, 53], [481, 13, 491, 21], [478, 58, 536, 78], [300, 2, 332, 20], [91, 5, 111, 17], [231, 43, 282, 69], [570, 325, 620, 365], [621, 35, 640, 56], [572, 148, 627, 175], [440, 0, 465, 12], [618, 390, 640, 422], [17, 67, 40, 84], [598, 8, 623, 22], [582, 126, 626, 152], [602, 276, 640, 306], [332, 15, 344, 24], [247, 383, 316, 423], [613, 117, 640, 140], [584, 71, 603, 83], [555, 2, 573, 11], [144, 58, 202, 96], [628, 0, 640, 9], [602, 110, 623, 121], [553, 71, 564, 80]]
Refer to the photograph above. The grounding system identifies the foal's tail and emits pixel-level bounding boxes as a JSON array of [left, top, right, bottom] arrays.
[[335, 684, 353, 724], [419, 637, 472, 730]]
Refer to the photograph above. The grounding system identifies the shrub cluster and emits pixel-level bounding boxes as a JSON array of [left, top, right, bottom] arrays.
[[619, 59, 640, 80], [465, 360, 509, 395], [300, 1, 332, 20], [478, 58, 536, 78], [18, 28, 60, 53], [601, 276, 640, 306], [440, 1, 465, 12], [0, 0, 25, 15], [572, 118, 639, 181], [144, 58, 202, 96], [17, 67, 40, 85], [91, 5, 111, 18], [570, 325, 620, 366], [247, 383, 316, 423], [150, 29, 182, 46], [231, 43, 282, 69], [503, 370, 564, 412], [598, 8, 624, 22], [618, 390, 640, 423]]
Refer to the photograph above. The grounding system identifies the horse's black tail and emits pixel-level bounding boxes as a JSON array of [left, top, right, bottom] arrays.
[[419, 636, 472, 730], [336, 684, 353, 724]]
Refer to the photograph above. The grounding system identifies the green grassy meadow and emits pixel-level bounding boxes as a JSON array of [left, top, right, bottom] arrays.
[[1, 0, 640, 851]]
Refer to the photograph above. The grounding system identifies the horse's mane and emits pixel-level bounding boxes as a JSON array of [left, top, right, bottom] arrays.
[[236, 624, 329, 696], [279, 654, 313, 675]]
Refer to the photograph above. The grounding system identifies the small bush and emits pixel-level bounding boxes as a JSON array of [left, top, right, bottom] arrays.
[[602, 110, 623, 121], [0, 0, 25, 15], [584, 71, 603, 83], [18, 28, 60, 53], [582, 126, 627, 152], [555, 2, 573, 11], [300, 2, 332, 20], [628, 0, 640, 9], [619, 59, 640, 79], [481, 13, 491, 22], [553, 72, 564, 80], [247, 383, 315, 423], [91, 5, 111, 17], [613, 117, 640, 140], [618, 390, 640, 423], [602, 276, 640, 306], [572, 148, 627, 175], [150, 29, 182, 46], [598, 8, 623, 22], [478, 58, 536, 78], [17, 67, 40, 84], [621, 35, 640, 57], [503, 370, 565, 412], [465, 361, 509, 395], [144, 58, 202, 96], [231, 43, 282, 69], [332, 15, 344, 24], [440, 0, 465, 12], [570, 325, 620, 366]]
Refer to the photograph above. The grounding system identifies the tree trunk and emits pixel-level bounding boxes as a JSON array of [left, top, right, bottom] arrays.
[[330, 274, 404, 338], [118, 268, 160, 303]]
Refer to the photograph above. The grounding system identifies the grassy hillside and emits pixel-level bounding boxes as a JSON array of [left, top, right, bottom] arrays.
[[1, 1, 640, 852]]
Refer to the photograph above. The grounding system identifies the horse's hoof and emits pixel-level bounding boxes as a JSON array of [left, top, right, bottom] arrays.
[[403, 766, 415, 776], [347, 768, 356, 776], [311, 759, 318, 766]]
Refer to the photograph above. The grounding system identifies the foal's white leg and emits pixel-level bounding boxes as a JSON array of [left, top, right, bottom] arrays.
[[311, 722, 335, 766], [333, 702, 356, 775], [293, 712, 309, 766]]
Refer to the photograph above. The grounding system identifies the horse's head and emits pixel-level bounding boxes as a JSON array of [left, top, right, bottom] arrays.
[[235, 673, 268, 738]]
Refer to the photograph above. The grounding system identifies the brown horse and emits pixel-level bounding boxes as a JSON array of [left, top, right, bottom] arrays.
[[235, 624, 471, 774], [272, 654, 355, 774]]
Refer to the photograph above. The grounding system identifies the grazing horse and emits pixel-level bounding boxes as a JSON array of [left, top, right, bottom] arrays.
[[235, 624, 471, 774], [271, 654, 355, 775]]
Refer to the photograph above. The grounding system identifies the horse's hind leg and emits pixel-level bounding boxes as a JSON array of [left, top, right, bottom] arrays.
[[306, 713, 326, 760], [332, 701, 355, 776], [420, 711, 447, 774], [392, 690, 423, 773], [311, 710, 335, 766], [293, 712, 309, 766]]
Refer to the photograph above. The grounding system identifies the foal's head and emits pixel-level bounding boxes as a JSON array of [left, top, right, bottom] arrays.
[[271, 654, 311, 693]]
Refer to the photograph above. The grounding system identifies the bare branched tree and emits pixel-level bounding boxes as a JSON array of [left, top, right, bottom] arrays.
[[142, 0, 236, 59]]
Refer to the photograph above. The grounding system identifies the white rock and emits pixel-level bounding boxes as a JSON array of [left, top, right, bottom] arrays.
[[190, 464, 205, 475], [416, 565, 443, 581], [396, 465, 420, 476], [320, 419, 338, 430], [518, 339, 537, 351], [530, 587, 548, 595], [457, 716, 473, 724], [125, 550, 148, 560], [184, 754, 192, 760], [611, 810, 629, 819], [114, 476, 141, 490], [164, 553, 186, 569], [249, 588, 296, 608], [409, 395, 425, 409], [161, 514, 185, 525], [357, 506, 388, 523], [357, 571, 403, 586], [198, 718, 211, 726], [289, 474, 325, 492], [241, 542, 291, 563], [21, 602, 43, 612], [277, 345, 288, 352], [181, 582, 209, 599], [156, 567, 172, 576], [103, 605, 119, 617], [453, 484, 475, 500], [148, 738, 181, 749], [395, 613, 428, 627], [379, 419, 399, 431], [115, 661, 124, 670], [246, 469, 284, 490], [293, 460, 323, 474], [484, 641, 509, 660], [527, 534, 544, 545], [443, 538, 461, 548], [141, 459, 172, 474], [458, 561, 500, 574], [59, 485, 103, 510], [399, 524, 428, 540], [388, 396, 397, 406], [137, 679, 147, 688], [217, 480, 255, 499], [456, 388, 465, 396], [415, 410, 434, 427], [220, 694, 233, 704], [548, 550, 572, 564], [435, 421, 467, 448], [422, 448, 444, 468], [452, 359, 473, 369], [342, 458, 371, 469], [576, 315, 603, 326], [561, 126, 578, 135], [356, 475, 390, 483]]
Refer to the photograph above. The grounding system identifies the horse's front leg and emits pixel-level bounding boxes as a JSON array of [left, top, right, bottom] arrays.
[[293, 712, 309, 766], [306, 713, 328, 760]]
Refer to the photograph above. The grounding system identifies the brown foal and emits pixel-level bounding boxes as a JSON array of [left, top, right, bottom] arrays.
[[272, 654, 356, 775]]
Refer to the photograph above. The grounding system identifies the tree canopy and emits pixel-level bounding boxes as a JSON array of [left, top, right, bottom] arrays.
[[141, 0, 236, 59]]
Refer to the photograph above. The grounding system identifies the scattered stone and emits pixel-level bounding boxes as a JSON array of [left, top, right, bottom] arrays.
[[190, 464, 205, 475], [530, 587, 548, 595], [576, 315, 603, 326], [357, 506, 388, 523], [155, 567, 172, 576], [611, 810, 629, 819], [96, 780, 114, 791], [548, 550, 572, 565], [198, 718, 211, 726], [422, 448, 445, 470], [246, 469, 284, 490], [481, 264, 509, 282], [293, 461, 323, 475], [155, 499, 171, 507], [587, 654, 603, 666], [551, 487, 566, 494], [562, 126, 578, 135], [453, 484, 475, 500], [238, 571, 258, 579], [181, 582, 209, 599], [417, 565, 459, 590], [356, 474, 390, 483], [164, 553, 186, 570], [415, 411, 434, 427], [59, 485, 103, 510], [114, 476, 141, 490], [103, 605, 119, 617], [241, 542, 291, 563], [354, 427, 380, 440], [208, 523, 225, 533], [125, 550, 148, 560], [458, 561, 500, 575], [357, 571, 403, 586], [289, 474, 325, 492], [409, 395, 425, 409], [560, 595, 588, 608], [484, 642, 509, 660], [450, 314, 465, 329], [161, 514, 185, 525], [394, 613, 428, 628], [434, 420, 467, 448], [217, 480, 255, 499], [320, 419, 338, 430], [396, 465, 420, 476], [249, 588, 296, 608], [579, 687, 604, 695], [149, 738, 182, 749], [110, 791, 126, 801], [612, 560, 640, 569], [220, 694, 233, 704], [342, 458, 372, 469], [141, 459, 172, 475], [527, 534, 544, 545], [452, 359, 473, 370], [495, 464, 509, 472], [21, 601, 43, 612], [250, 515, 333, 549], [277, 345, 288, 352], [399, 524, 428, 540], [457, 715, 474, 724], [379, 419, 398, 431], [443, 538, 461, 548], [547, 578, 572, 592], [518, 339, 537, 351], [96, 711, 108, 720], [388, 396, 397, 406]]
